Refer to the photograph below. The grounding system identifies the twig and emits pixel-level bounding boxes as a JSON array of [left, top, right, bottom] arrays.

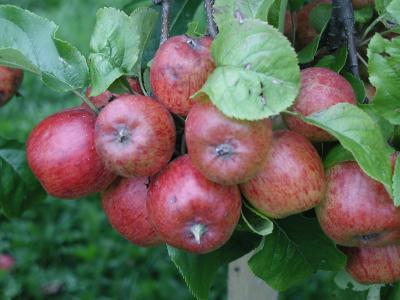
[[357, 52, 368, 68], [154, 0, 170, 45], [204, 0, 218, 38], [330, 0, 360, 78]]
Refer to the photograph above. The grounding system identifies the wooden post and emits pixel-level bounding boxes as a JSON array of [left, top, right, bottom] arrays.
[[228, 253, 278, 300]]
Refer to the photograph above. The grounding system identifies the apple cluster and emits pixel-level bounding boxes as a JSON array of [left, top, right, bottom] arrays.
[[25, 33, 399, 285]]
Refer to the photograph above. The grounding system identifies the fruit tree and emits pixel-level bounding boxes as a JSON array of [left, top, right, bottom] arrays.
[[1, 0, 400, 299]]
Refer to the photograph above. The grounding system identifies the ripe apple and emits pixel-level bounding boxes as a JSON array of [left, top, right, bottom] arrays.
[[147, 155, 241, 254], [342, 245, 400, 284], [0, 66, 23, 107], [102, 177, 161, 247], [0, 254, 15, 271], [185, 101, 272, 185], [283, 67, 357, 142], [285, 0, 330, 49], [240, 130, 325, 218], [95, 95, 176, 177], [150, 35, 215, 116], [26, 108, 116, 199], [316, 160, 400, 247], [84, 78, 143, 110], [352, 0, 374, 8]]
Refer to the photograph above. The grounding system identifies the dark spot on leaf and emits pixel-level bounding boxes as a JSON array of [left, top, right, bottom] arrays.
[[234, 266, 240, 272], [234, 9, 245, 24]]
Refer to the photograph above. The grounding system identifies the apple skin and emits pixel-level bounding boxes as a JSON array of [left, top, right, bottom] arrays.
[[240, 130, 325, 218], [316, 160, 400, 247], [26, 108, 116, 199], [342, 245, 400, 284], [95, 95, 176, 177], [0, 254, 15, 271], [185, 101, 272, 185], [352, 0, 374, 9], [150, 35, 215, 116], [102, 177, 162, 247], [84, 78, 143, 110], [147, 155, 241, 254], [283, 67, 357, 142], [0, 66, 23, 107]]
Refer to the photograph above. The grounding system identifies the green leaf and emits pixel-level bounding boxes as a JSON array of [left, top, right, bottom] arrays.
[[342, 71, 366, 103], [213, 0, 276, 30], [304, 103, 394, 194], [88, 7, 158, 96], [309, 3, 332, 33], [393, 155, 400, 206], [0, 137, 46, 218], [0, 5, 88, 92], [367, 34, 400, 125], [199, 19, 299, 120], [335, 270, 384, 295], [167, 231, 260, 300], [354, 6, 373, 24], [249, 215, 346, 291], [359, 104, 394, 141], [298, 3, 331, 64], [324, 145, 355, 170], [316, 47, 348, 72], [241, 201, 274, 236], [387, 0, 400, 24]]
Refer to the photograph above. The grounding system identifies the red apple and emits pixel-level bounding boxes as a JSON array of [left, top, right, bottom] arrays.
[[102, 177, 162, 247], [0, 254, 15, 271], [283, 67, 357, 142], [84, 78, 143, 110], [185, 101, 272, 185], [147, 155, 241, 254], [0, 66, 23, 107], [352, 0, 374, 9], [150, 35, 215, 116], [26, 108, 116, 199], [284, 0, 330, 49], [95, 95, 176, 177], [240, 130, 325, 218], [316, 160, 400, 247], [342, 245, 400, 284]]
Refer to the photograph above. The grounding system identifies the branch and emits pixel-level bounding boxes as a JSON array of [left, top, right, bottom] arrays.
[[154, 0, 170, 45], [330, 0, 360, 78], [204, 0, 218, 38]]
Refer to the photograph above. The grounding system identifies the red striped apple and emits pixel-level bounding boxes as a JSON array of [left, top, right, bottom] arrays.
[[0, 66, 23, 107], [185, 101, 272, 185], [147, 155, 241, 254]]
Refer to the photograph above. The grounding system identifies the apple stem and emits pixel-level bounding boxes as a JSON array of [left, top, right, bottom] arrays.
[[204, 0, 218, 38], [190, 224, 206, 244], [154, 0, 170, 45], [72, 89, 99, 114]]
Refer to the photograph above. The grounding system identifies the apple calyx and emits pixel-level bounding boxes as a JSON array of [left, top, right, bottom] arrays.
[[190, 223, 206, 244], [359, 232, 381, 243], [215, 143, 235, 159], [115, 126, 131, 144]]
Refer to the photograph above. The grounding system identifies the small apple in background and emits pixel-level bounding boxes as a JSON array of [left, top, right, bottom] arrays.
[[240, 130, 325, 219], [147, 155, 241, 254], [285, 0, 330, 50], [84, 78, 143, 110], [352, 0, 374, 9], [316, 160, 400, 247], [102, 177, 162, 247], [95, 95, 176, 177], [185, 101, 273, 185], [0, 66, 23, 107], [150, 35, 215, 116], [342, 245, 400, 284], [0, 254, 15, 271], [283, 67, 357, 142], [26, 108, 116, 199]]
